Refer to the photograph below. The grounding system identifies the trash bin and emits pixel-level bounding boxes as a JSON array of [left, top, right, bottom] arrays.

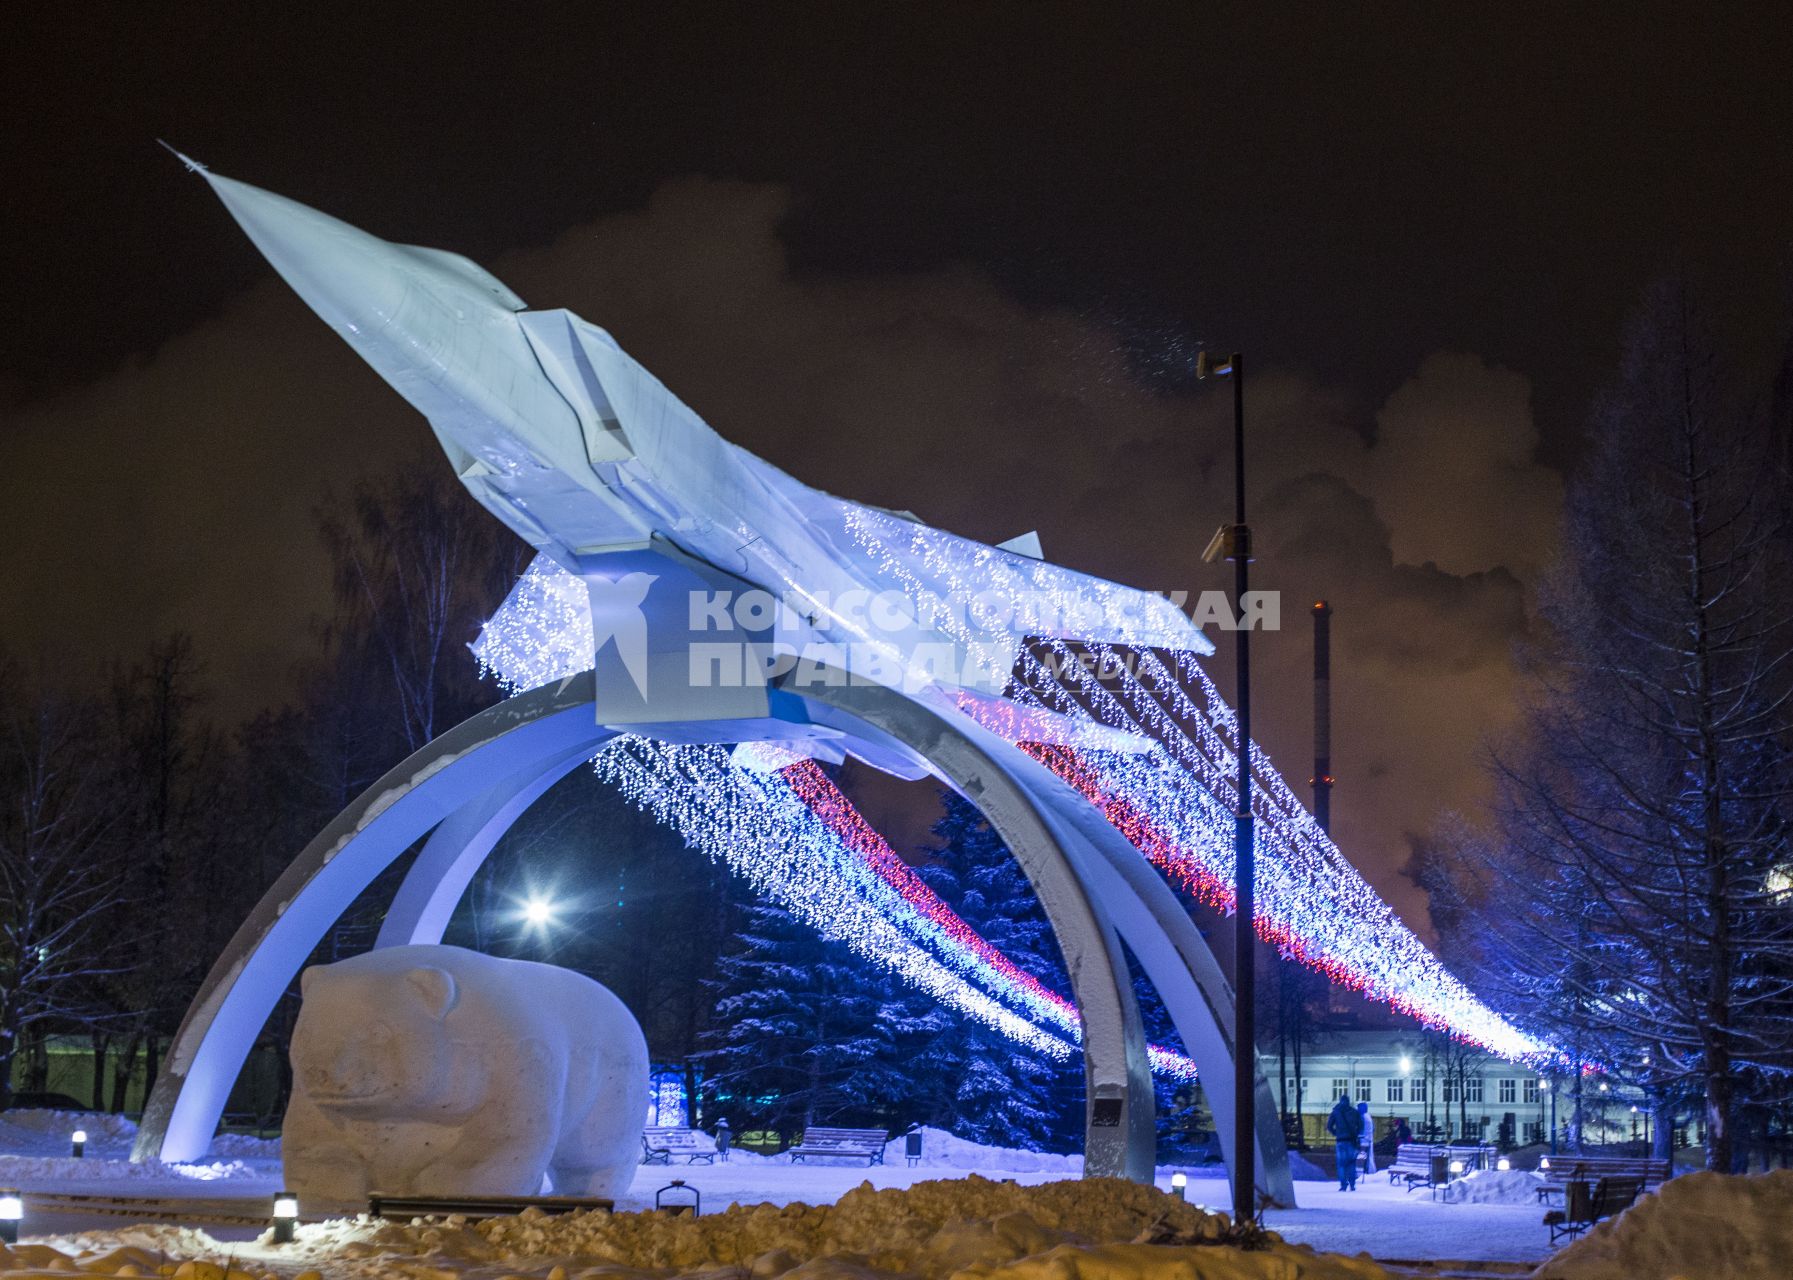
[[656, 1179, 700, 1217], [905, 1131, 924, 1167]]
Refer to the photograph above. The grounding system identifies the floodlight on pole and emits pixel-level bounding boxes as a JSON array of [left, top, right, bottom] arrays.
[[1196, 348, 1256, 1224]]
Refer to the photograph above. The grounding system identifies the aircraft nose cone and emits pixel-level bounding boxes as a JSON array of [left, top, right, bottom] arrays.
[[200, 170, 409, 344]]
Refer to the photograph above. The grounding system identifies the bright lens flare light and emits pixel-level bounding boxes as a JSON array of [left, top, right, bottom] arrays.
[[521, 897, 557, 928]]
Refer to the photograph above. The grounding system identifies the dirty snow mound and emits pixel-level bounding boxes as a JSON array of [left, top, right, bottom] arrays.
[[5, 1177, 1399, 1280], [1536, 1169, 1793, 1279], [1438, 1169, 1545, 1204]]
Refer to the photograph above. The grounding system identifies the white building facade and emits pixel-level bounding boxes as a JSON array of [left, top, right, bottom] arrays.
[[1274, 1030, 1648, 1149]]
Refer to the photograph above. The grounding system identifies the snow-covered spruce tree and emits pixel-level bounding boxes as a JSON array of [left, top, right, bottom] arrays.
[[700, 886, 937, 1136], [1433, 282, 1793, 1171], [910, 796, 1077, 1149]]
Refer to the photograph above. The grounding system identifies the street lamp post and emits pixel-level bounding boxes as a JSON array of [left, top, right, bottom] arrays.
[[1197, 350, 1255, 1223]]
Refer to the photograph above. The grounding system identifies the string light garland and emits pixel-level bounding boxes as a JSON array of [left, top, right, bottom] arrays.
[[478, 534, 1560, 1070], [593, 734, 1202, 1079]]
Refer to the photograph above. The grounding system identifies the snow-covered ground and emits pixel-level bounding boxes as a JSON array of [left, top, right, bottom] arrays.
[[0, 1173, 1408, 1280], [0, 1115, 1554, 1267], [0, 1109, 281, 1197], [5, 1115, 1790, 1277]]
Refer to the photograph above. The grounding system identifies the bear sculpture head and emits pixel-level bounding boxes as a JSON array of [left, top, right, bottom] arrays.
[[291, 963, 464, 1113]]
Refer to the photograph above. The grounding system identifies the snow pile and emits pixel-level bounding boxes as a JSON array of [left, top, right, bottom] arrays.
[[374, 1177, 1389, 1278], [1437, 1168, 1546, 1204], [888, 1128, 1082, 1173], [9, 1177, 1400, 1280], [1285, 1151, 1333, 1183], [0, 1110, 136, 1158], [203, 1131, 282, 1160], [1537, 1169, 1793, 1280], [0, 1109, 280, 1167], [0, 1152, 259, 1183], [0, 1109, 138, 1143]]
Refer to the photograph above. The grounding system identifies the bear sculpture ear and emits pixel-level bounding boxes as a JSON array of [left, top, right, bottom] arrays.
[[299, 965, 322, 998], [405, 967, 460, 1019]]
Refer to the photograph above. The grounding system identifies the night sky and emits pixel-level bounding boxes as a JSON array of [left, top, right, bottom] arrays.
[[5, 1, 1791, 930]]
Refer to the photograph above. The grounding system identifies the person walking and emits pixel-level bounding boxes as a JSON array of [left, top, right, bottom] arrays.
[[1357, 1099, 1376, 1177], [1326, 1093, 1363, 1191]]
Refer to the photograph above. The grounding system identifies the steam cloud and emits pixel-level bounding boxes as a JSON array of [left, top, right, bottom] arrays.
[[0, 177, 1563, 931]]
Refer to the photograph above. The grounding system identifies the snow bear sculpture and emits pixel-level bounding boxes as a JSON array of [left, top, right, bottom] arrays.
[[282, 944, 648, 1205]]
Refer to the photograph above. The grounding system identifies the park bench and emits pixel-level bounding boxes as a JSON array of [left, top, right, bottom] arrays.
[[787, 1126, 888, 1165], [1534, 1154, 1672, 1203], [1386, 1144, 1449, 1193], [1441, 1142, 1498, 1172], [642, 1126, 720, 1165], [1542, 1174, 1643, 1244], [368, 1192, 612, 1221]]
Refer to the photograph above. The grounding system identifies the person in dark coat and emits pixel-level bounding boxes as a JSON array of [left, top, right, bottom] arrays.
[[1326, 1093, 1363, 1190]]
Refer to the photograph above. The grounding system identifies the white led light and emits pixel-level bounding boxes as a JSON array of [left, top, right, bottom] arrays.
[[481, 532, 1565, 1072]]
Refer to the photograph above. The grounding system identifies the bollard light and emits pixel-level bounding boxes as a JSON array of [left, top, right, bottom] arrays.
[[1449, 1159, 1465, 1175], [1170, 1172, 1187, 1201], [1496, 1157, 1511, 1172], [1539, 1156, 1551, 1170], [0, 1189, 22, 1244], [272, 1191, 299, 1243], [71, 1129, 87, 1159]]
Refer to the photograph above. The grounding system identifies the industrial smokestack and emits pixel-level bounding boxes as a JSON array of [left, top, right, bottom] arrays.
[[1311, 600, 1333, 835]]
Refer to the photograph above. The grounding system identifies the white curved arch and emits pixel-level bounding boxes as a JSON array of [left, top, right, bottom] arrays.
[[130, 676, 610, 1163], [132, 666, 1226, 1183], [375, 740, 605, 948]]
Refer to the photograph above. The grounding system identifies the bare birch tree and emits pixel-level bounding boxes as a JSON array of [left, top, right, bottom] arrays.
[[1430, 282, 1793, 1171], [0, 660, 133, 1107]]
